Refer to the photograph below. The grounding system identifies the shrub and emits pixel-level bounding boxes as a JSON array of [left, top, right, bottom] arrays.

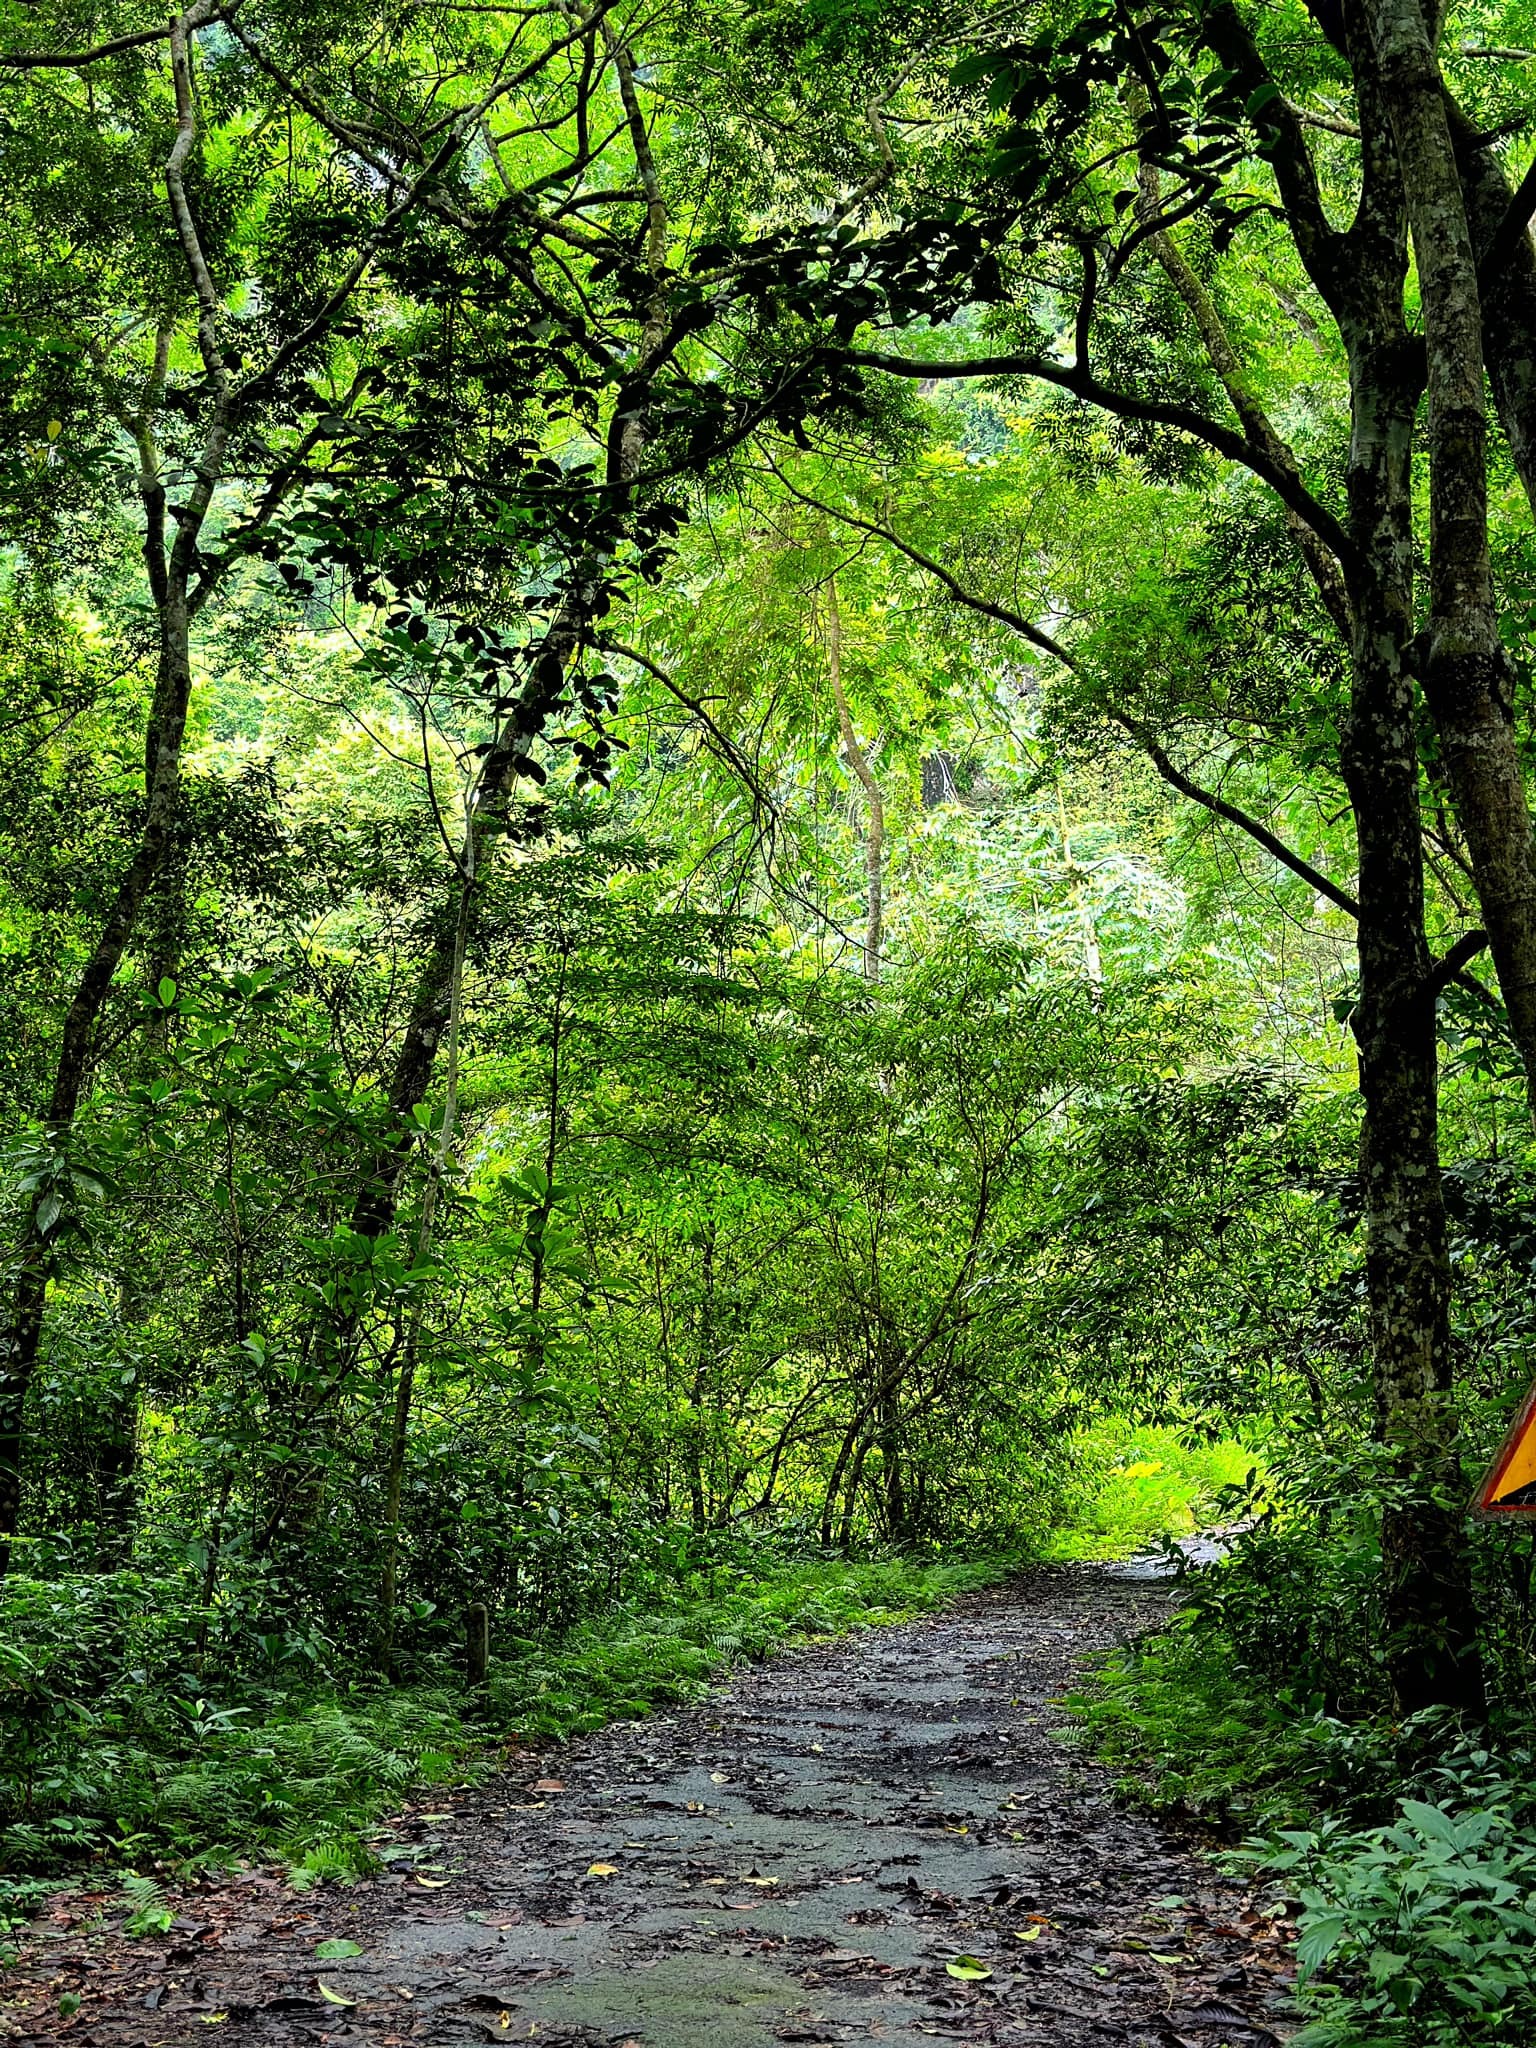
[[1265, 1795, 1536, 2048]]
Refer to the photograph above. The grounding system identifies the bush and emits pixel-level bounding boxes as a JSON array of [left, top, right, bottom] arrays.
[[1266, 1794, 1536, 2047], [1045, 1423, 1258, 1562]]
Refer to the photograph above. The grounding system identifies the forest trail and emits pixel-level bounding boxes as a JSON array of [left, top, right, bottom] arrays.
[[9, 1568, 1295, 2048]]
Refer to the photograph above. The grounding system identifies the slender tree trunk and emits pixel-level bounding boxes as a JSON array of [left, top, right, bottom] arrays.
[[380, 847, 475, 1665], [1133, 97, 1354, 637], [686, 1227, 715, 1533], [825, 576, 884, 982], [877, 1368, 907, 1544], [0, 585, 207, 1576], [352, 19, 674, 1246]]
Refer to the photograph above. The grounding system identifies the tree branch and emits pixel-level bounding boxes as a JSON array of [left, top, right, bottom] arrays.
[[762, 457, 1073, 665], [1426, 926, 1490, 993], [1112, 710, 1360, 916], [1131, 134, 1354, 639], [1, 0, 226, 68], [603, 638, 778, 814], [1478, 149, 1536, 294], [840, 348, 1357, 574], [763, 453, 1360, 919]]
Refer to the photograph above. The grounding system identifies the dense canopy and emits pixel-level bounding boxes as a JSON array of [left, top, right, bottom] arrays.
[[7, 0, 1536, 2037]]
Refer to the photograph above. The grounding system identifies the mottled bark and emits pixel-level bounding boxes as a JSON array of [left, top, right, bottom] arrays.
[[1189, 0, 1486, 1708], [1335, 15, 1484, 1708], [1341, 349, 1483, 1715], [1366, 0, 1536, 1126]]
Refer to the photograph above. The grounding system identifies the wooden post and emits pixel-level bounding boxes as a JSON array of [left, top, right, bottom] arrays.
[[465, 1601, 489, 1686]]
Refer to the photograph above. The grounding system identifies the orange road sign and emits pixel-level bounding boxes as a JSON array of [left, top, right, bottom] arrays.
[[1474, 1378, 1536, 1513]]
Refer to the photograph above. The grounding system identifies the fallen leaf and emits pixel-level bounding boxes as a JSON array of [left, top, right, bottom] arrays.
[[945, 1956, 992, 1982], [314, 1939, 363, 1959], [198, 2015, 229, 2027], [586, 1863, 618, 1877], [317, 1982, 356, 2007], [710, 1772, 730, 1783], [740, 1875, 778, 1886], [532, 1779, 566, 1793], [416, 1877, 451, 1889], [419, 1813, 456, 1824], [1013, 1925, 1042, 1942]]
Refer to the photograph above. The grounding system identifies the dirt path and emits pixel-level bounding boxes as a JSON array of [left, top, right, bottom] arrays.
[[6, 1565, 1294, 2048]]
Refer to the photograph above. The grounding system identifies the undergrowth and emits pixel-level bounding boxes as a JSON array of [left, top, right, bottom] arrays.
[[1, 1420, 1230, 1930], [1044, 1423, 1258, 1563], [483, 1555, 998, 1738], [0, 1551, 1006, 1926], [1066, 1516, 1536, 2048]]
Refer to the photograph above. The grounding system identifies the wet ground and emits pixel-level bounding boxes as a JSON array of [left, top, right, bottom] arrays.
[[3, 1563, 1294, 2048]]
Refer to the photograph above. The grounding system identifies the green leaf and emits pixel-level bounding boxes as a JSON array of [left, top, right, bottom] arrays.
[[949, 52, 1001, 87], [314, 1939, 363, 1959], [316, 1982, 356, 2006], [1296, 1914, 1350, 1976], [945, 1955, 992, 1980]]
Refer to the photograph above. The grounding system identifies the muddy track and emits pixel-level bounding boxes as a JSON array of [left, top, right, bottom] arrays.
[[5, 1565, 1294, 2048]]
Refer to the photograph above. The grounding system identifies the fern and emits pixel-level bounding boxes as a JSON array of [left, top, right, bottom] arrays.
[[286, 1837, 375, 1889], [120, 1873, 174, 1937]]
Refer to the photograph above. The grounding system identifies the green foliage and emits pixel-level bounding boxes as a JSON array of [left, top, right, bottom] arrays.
[[1066, 1612, 1325, 1831], [120, 1874, 173, 1939], [1046, 1423, 1258, 1561], [0, 1552, 1005, 1882], [1268, 1794, 1536, 2047], [1069, 1561, 1536, 2044]]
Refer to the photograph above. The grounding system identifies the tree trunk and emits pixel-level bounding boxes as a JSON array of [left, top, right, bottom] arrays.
[[825, 576, 884, 982], [877, 1373, 907, 1543], [1335, 48, 1485, 1700], [0, 584, 206, 1577], [685, 1226, 715, 1534], [1367, 0, 1536, 1125]]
